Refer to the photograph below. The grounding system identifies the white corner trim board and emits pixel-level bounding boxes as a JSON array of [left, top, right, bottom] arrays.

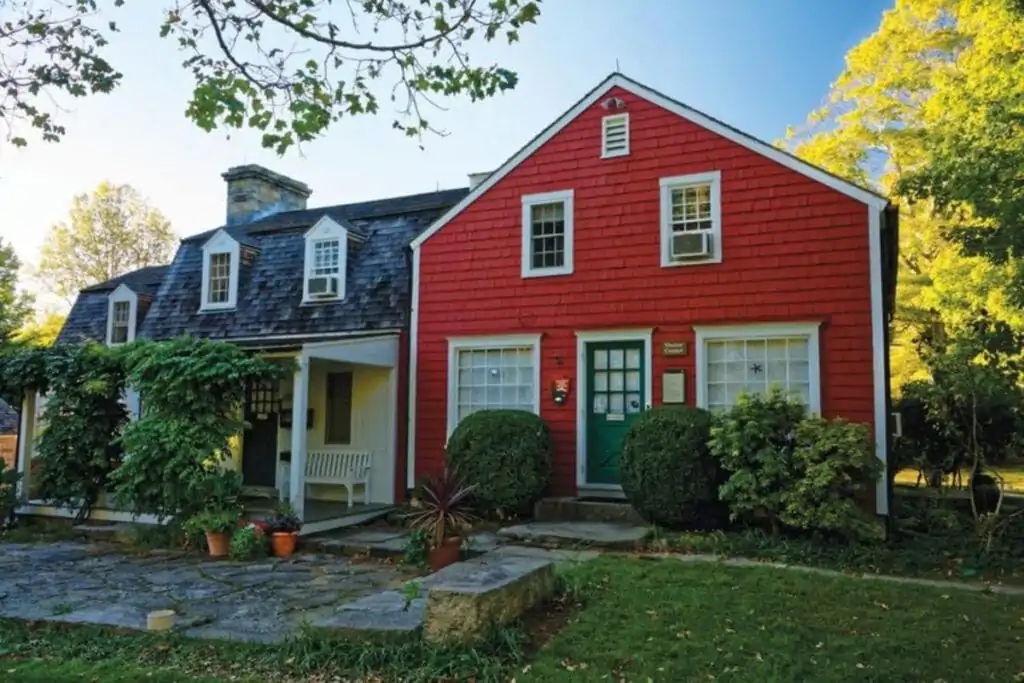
[[868, 206, 889, 516]]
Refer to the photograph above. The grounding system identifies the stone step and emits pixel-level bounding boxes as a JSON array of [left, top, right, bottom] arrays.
[[497, 521, 650, 550], [534, 496, 645, 524]]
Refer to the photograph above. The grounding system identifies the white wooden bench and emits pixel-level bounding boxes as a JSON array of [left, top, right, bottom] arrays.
[[305, 450, 373, 508]]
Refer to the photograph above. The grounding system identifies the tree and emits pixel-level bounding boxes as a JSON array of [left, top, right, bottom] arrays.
[[0, 238, 32, 344], [36, 182, 175, 303], [782, 0, 1024, 390], [16, 312, 67, 347], [2, 0, 541, 152]]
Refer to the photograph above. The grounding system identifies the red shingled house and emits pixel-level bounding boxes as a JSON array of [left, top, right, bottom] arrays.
[[406, 73, 898, 516]]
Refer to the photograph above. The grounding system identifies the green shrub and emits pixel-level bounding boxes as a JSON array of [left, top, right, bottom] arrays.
[[709, 389, 806, 533], [228, 526, 267, 560], [0, 458, 21, 518], [782, 418, 884, 541], [620, 406, 721, 529], [445, 409, 552, 517], [181, 509, 238, 536]]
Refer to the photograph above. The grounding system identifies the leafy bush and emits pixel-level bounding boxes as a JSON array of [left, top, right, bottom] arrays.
[[892, 382, 952, 487], [33, 344, 129, 521], [445, 409, 552, 517], [264, 501, 302, 533], [619, 406, 721, 529], [182, 509, 238, 535], [709, 389, 806, 533], [0, 458, 21, 518], [111, 337, 286, 520], [228, 526, 267, 560], [781, 418, 883, 541]]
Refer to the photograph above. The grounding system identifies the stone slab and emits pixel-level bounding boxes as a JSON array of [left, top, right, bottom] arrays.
[[310, 588, 425, 633], [423, 553, 556, 644], [497, 521, 649, 548], [490, 544, 601, 566]]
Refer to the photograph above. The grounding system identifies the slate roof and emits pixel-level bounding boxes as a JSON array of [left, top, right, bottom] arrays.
[[0, 398, 17, 435], [58, 266, 170, 344], [58, 187, 468, 345]]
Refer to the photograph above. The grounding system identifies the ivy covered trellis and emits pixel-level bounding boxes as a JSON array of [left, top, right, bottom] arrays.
[[0, 337, 288, 523]]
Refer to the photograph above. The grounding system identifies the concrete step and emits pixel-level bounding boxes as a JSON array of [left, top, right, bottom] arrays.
[[497, 521, 650, 550], [534, 496, 645, 524]]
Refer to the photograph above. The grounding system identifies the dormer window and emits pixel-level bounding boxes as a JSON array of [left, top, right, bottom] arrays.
[[304, 216, 353, 302], [200, 230, 241, 311], [106, 284, 137, 346]]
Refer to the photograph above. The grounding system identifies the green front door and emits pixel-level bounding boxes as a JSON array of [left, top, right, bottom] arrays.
[[585, 341, 646, 485]]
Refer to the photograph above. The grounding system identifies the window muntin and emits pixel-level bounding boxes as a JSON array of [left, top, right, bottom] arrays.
[[453, 346, 536, 426], [207, 252, 232, 304], [110, 301, 130, 344]]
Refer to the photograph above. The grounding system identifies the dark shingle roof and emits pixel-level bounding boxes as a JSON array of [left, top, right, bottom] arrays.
[[80, 265, 169, 296], [0, 398, 17, 434], [58, 265, 171, 344], [59, 187, 468, 345], [140, 188, 468, 342]]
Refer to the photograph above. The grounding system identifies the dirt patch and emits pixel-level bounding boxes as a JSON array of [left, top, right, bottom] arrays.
[[519, 592, 582, 656]]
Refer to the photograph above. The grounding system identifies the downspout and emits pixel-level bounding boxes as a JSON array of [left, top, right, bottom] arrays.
[[881, 203, 900, 534]]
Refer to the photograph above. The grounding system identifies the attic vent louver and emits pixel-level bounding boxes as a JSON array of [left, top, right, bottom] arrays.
[[601, 113, 629, 158]]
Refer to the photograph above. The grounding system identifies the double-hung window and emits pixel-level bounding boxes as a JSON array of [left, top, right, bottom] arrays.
[[207, 253, 232, 304], [199, 230, 241, 311], [695, 323, 821, 413], [110, 301, 131, 344], [447, 335, 541, 435], [660, 171, 722, 266], [521, 190, 574, 278], [303, 216, 349, 301]]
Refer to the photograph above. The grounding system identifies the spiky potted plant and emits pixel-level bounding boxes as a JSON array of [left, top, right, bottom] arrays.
[[406, 467, 476, 571], [265, 502, 302, 558]]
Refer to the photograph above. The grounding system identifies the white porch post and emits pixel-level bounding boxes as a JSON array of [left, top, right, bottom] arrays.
[[289, 354, 309, 520], [15, 391, 37, 502]]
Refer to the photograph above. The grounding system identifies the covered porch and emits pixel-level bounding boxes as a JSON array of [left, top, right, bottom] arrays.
[[240, 334, 401, 534]]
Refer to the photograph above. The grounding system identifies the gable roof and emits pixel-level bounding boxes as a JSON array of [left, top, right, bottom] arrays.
[[411, 73, 888, 251]]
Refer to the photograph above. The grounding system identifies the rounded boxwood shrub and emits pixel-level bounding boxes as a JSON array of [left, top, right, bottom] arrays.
[[445, 409, 552, 517], [620, 406, 720, 529]]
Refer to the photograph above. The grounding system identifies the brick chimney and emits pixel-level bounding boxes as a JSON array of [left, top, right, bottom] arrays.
[[222, 165, 312, 225]]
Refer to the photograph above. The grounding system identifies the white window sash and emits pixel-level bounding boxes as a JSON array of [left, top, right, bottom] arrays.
[[521, 190, 574, 278], [659, 171, 722, 267]]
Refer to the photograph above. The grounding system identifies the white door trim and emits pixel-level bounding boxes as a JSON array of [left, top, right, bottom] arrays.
[[575, 329, 654, 490]]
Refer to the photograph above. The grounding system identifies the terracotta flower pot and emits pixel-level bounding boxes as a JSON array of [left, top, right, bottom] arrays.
[[205, 531, 229, 558], [427, 537, 462, 572], [271, 531, 298, 558]]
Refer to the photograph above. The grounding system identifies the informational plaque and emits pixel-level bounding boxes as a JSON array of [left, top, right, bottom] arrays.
[[662, 370, 686, 404], [662, 342, 688, 357]]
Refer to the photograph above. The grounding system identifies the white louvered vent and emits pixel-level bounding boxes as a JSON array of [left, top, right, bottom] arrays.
[[601, 113, 629, 158]]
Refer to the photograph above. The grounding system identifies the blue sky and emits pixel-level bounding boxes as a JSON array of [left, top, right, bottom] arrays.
[[0, 0, 890, 308]]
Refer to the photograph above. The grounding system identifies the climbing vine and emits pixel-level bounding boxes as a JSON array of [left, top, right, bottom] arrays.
[[111, 337, 287, 520], [34, 344, 129, 521]]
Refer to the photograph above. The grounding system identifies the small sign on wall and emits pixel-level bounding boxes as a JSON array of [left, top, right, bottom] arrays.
[[662, 342, 688, 357], [662, 370, 686, 404]]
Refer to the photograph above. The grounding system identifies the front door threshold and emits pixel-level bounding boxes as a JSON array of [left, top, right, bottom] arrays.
[[577, 485, 626, 501]]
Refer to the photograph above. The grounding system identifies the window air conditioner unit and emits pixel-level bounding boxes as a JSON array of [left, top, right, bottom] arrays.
[[308, 276, 340, 297], [672, 232, 712, 260]]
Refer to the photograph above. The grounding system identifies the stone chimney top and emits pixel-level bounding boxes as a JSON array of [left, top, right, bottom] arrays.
[[222, 164, 312, 225]]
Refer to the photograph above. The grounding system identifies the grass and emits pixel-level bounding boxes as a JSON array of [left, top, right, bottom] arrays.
[[522, 556, 1024, 682], [895, 460, 1024, 492], [0, 618, 524, 683]]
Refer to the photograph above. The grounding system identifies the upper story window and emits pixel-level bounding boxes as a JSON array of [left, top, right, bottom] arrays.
[[106, 283, 137, 345], [601, 113, 629, 158], [304, 216, 350, 302], [521, 190, 574, 278], [200, 230, 241, 311], [660, 171, 722, 267]]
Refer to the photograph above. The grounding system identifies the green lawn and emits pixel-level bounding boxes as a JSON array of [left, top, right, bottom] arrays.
[[3, 558, 1024, 682], [522, 557, 1024, 682]]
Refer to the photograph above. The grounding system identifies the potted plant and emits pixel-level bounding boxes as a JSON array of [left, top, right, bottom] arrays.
[[265, 502, 302, 558], [406, 467, 476, 571], [183, 509, 239, 557]]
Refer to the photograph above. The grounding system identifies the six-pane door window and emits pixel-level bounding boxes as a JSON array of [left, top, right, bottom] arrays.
[[705, 337, 811, 410], [529, 202, 566, 270], [592, 347, 643, 415], [454, 346, 535, 426], [208, 253, 231, 304]]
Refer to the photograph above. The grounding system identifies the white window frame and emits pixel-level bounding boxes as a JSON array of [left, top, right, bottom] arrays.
[[199, 230, 240, 311], [521, 190, 574, 279], [601, 113, 630, 158], [105, 284, 137, 346], [659, 170, 722, 267], [446, 333, 542, 437], [694, 322, 822, 414], [303, 215, 349, 302]]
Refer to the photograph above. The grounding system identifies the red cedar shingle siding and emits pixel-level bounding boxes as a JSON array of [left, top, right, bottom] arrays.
[[414, 86, 875, 495]]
